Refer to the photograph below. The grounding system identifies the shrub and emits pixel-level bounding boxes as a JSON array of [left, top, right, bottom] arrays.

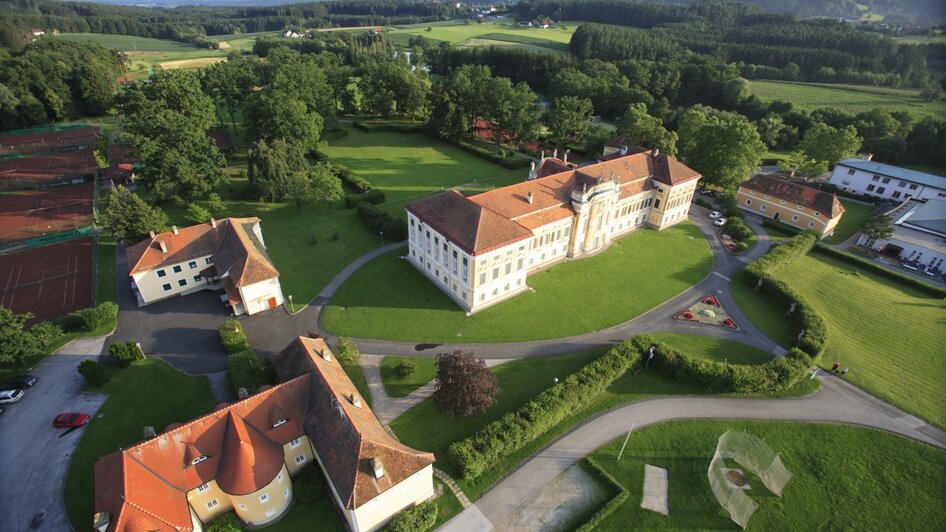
[[335, 337, 360, 362], [68, 302, 119, 332], [394, 359, 416, 379], [448, 341, 643, 480], [227, 350, 268, 395], [355, 202, 408, 241], [294, 465, 326, 502], [693, 197, 714, 209], [387, 501, 437, 532], [219, 320, 248, 354], [206, 513, 244, 532], [108, 341, 142, 368], [717, 194, 744, 218], [344, 189, 385, 208], [723, 217, 754, 242], [78, 359, 110, 387]]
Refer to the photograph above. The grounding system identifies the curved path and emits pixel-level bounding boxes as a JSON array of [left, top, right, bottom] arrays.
[[441, 372, 946, 532], [243, 207, 784, 359]]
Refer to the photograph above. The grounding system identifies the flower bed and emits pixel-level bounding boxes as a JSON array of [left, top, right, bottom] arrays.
[[675, 295, 738, 329]]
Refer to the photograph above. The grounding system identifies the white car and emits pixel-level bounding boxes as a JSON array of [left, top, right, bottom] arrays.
[[709, 211, 722, 219], [0, 388, 25, 404], [713, 217, 727, 227]]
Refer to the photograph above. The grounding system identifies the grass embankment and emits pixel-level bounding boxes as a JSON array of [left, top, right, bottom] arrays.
[[384, 19, 579, 52], [734, 249, 946, 427], [585, 420, 946, 530], [381, 356, 438, 397], [823, 199, 874, 244], [748, 80, 946, 119], [323, 223, 712, 343], [649, 333, 774, 365], [64, 358, 215, 530]]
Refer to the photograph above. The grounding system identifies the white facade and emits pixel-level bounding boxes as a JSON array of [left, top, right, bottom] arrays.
[[828, 159, 946, 202], [236, 277, 285, 315], [131, 254, 215, 306]]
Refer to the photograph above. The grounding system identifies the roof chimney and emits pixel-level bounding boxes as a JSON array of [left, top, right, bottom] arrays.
[[563, 150, 569, 164], [653, 148, 660, 157], [237, 387, 248, 400], [149, 230, 155, 239], [620, 145, 628, 156], [143, 426, 156, 439], [527, 191, 534, 204], [371, 458, 384, 479], [172, 225, 179, 235], [318, 348, 332, 362], [865, 152, 874, 161], [210, 217, 217, 229], [158, 240, 168, 253], [349, 393, 362, 408], [93, 512, 111, 532]]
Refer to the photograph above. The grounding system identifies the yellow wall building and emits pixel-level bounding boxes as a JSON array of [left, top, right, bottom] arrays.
[[736, 175, 845, 238]]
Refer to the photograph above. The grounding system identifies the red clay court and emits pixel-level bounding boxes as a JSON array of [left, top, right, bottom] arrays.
[[0, 127, 98, 156], [0, 183, 95, 244], [0, 149, 98, 190], [0, 237, 95, 323]]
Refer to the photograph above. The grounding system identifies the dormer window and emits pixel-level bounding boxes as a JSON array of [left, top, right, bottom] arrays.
[[272, 418, 287, 428], [371, 458, 384, 479], [191, 455, 208, 466]]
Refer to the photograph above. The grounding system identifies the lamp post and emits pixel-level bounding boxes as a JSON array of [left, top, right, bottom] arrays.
[[288, 294, 293, 313], [379, 230, 384, 245]]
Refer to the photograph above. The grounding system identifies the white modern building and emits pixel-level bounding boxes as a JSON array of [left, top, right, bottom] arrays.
[[405, 149, 701, 313], [828, 157, 946, 202], [857, 199, 946, 277], [126, 217, 284, 316]]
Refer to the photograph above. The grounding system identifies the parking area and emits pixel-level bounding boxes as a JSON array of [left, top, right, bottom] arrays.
[[0, 336, 107, 532]]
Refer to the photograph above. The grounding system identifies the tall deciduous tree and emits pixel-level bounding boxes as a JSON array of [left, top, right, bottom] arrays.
[[309, 162, 344, 212], [797, 123, 862, 169], [100, 186, 168, 241], [247, 138, 309, 203], [678, 107, 765, 190], [121, 70, 225, 201], [359, 57, 431, 119], [429, 64, 492, 140], [778, 151, 828, 179], [484, 77, 539, 147], [202, 53, 259, 129], [861, 214, 894, 243], [0, 307, 43, 364], [246, 90, 324, 151], [433, 350, 500, 417], [616, 102, 678, 155], [546, 96, 594, 149]]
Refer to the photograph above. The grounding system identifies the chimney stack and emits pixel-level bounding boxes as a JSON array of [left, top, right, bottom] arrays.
[[158, 240, 168, 253], [237, 387, 248, 400], [210, 217, 217, 229], [620, 145, 628, 156], [653, 148, 660, 157], [527, 191, 534, 204], [563, 150, 569, 164], [149, 230, 156, 239], [349, 393, 362, 408], [172, 225, 179, 235]]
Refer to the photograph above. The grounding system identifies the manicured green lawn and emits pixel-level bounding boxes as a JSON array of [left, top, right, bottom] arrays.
[[385, 19, 580, 51], [319, 125, 523, 206], [650, 333, 774, 365], [64, 358, 214, 530], [823, 199, 874, 244], [432, 479, 465, 529], [323, 223, 712, 343], [380, 356, 438, 397], [748, 80, 946, 119], [266, 498, 344, 531], [391, 350, 603, 478], [730, 271, 796, 349], [585, 420, 946, 531], [340, 359, 372, 408], [771, 252, 946, 428]]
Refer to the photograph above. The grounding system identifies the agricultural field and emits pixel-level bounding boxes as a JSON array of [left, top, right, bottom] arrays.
[[383, 19, 583, 52], [748, 80, 946, 119]]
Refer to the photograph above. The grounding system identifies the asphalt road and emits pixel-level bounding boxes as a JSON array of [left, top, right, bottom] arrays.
[[0, 336, 108, 532]]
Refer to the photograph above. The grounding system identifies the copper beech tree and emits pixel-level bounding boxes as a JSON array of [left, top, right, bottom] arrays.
[[433, 350, 500, 417]]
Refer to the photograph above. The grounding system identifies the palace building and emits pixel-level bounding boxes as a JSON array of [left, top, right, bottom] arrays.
[[405, 148, 701, 313]]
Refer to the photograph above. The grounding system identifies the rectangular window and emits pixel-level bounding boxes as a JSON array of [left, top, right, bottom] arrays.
[[290, 438, 301, 448], [206, 499, 219, 509], [654, 199, 661, 209], [193, 275, 202, 283], [461, 257, 468, 282], [876, 187, 886, 194], [295, 454, 306, 464], [157, 269, 166, 278], [892, 191, 901, 198], [284, 488, 290, 499], [277, 473, 284, 482], [188, 261, 197, 269], [517, 257, 524, 270], [847, 168, 855, 175], [197, 483, 210, 493], [479, 272, 486, 285], [505, 262, 512, 275], [162, 283, 172, 291], [259, 493, 269, 503], [866, 184, 875, 192], [492, 267, 499, 280], [178, 279, 187, 287], [205, 257, 213, 265], [898, 181, 906, 188], [909, 184, 918, 190], [881, 177, 890, 184], [872, 175, 880, 181], [173, 265, 182, 273]]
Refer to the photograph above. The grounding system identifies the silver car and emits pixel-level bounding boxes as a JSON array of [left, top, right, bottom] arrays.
[[0, 389, 25, 404]]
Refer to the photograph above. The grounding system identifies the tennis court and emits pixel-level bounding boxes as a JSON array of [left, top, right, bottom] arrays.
[[0, 150, 98, 191], [0, 237, 95, 323], [0, 183, 95, 244], [0, 127, 98, 156]]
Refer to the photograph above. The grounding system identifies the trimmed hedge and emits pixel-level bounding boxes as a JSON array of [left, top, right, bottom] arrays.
[[219, 320, 248, 355], [65, 302, 118, 332], [78, 359, 110, 387], [577, 458, 630, 532], [344, 189, 385, 208], [333, 162, 373, 192], [355, 202, 408, 241], [448, 341, 644, 481], [813, 244, 946, 298], [227, 349, 268, 395], [630, 335, 815, 394], [723, 217, 753, 242], [387, 501, 437, 532], [743, 232, 827, 356], [108, 341, 142, 368], [352, 121, 423, 135], [435, 133, 532, 170]]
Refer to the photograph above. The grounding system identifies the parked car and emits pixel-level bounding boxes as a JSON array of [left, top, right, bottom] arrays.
[[53, 413, 91, 428], [0, 389, 25, 404], [713, 217, 727, 226], [709, 211, 722, 219], [0, 375, 38, 390]]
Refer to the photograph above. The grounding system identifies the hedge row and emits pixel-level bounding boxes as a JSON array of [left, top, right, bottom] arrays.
[[436, 133, 532, 170], [761, 218, 802, 236], [448, 341, 644, 480], [344, 189, 385, 209], [630, 335, 815, 394], [352, 121, 423, 135], [576, 458, 631, 532], [355, 202, 408, 241], [742, 232, 827, 356], [387, 501, 437, 532], [60, 302, 119, 333], [332, 161, 373, 193], [219, 320, 248, 355], [813, 244, 946, 298], [228, 350, 269, 395]]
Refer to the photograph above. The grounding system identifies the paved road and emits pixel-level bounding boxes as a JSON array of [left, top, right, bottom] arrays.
[[0, 336, 108, 532], [442, 372, 946, 531]]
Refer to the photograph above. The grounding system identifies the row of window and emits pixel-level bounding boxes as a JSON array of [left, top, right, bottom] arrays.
[[156, 257, 212, 278], [162, 275, 203, 292], [745, 199, 819, 228], [745, 195, 821, 217], [868, 173, 919, 190]]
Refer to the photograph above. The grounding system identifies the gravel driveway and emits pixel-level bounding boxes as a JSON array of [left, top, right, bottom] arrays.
[[0, 336, 108, 532]]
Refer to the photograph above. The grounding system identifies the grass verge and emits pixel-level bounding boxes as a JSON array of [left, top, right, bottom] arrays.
[[380, 356, 438, 398], [649, 333, 774, 365], [823, 199, 874, 244]]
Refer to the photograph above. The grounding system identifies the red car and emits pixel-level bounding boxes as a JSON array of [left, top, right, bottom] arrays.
[[53, 413, 91, 428]]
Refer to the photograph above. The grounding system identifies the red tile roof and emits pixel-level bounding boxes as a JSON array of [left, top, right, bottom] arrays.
[[126, 218, 279, 287], [740, 175, 845, 218], [272, 337, 436, 510], [406, 191, 532, 256], [215, 412, 285, 496]]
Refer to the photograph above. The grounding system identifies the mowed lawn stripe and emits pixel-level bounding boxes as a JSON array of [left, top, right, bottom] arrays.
[[772, 252, 946, 428], [322, 223, 712, 343]]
